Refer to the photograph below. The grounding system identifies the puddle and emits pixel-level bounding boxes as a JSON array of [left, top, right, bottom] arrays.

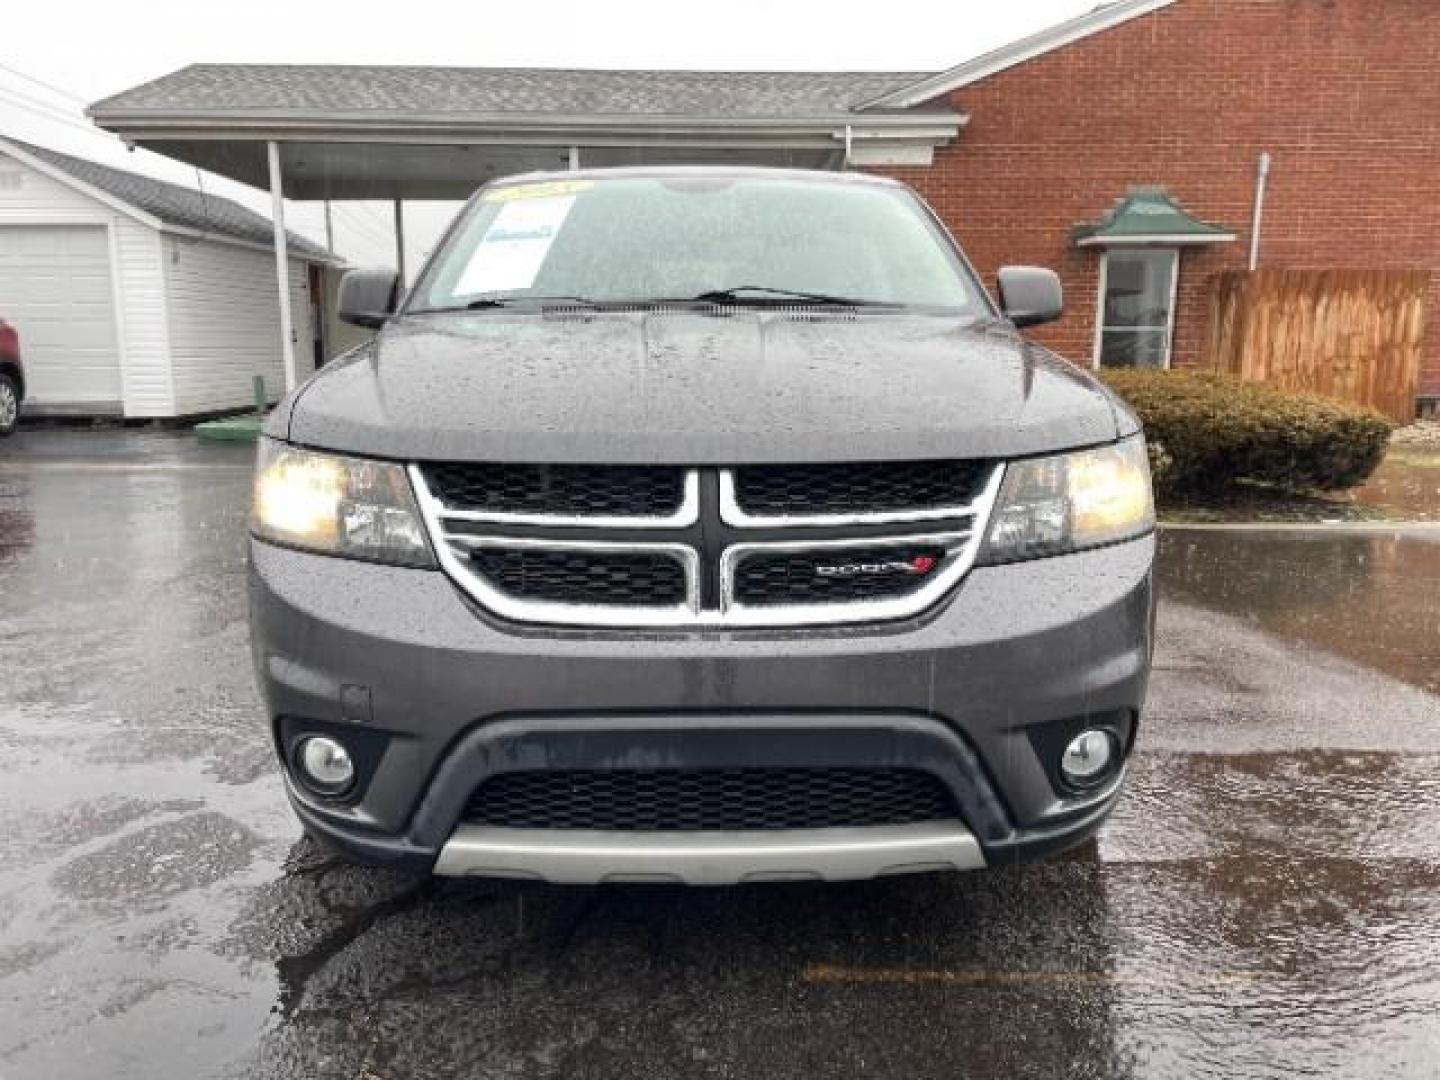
[[1350, 448, 1440, 520], [1158, 529, 1440, 695]]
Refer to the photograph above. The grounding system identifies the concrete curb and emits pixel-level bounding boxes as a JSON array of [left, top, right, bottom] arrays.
[[1161, 521, 1440, 533]]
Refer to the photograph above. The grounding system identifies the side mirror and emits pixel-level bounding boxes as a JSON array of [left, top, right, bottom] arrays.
[[338, 267, 400, 329], [997, 267, 1064, 328]]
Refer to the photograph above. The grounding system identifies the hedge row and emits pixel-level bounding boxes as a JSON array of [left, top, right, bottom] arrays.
[[1099, 370, 1394, 498]]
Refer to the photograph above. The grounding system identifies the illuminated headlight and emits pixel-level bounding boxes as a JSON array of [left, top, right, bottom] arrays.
[[252, 438, 434, 567], [980, 436, 1155, 564]]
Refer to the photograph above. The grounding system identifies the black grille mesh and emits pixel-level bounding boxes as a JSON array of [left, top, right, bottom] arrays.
[[465, 768, 959, 831], [733, 546, 947, 607], [734, 460, 988, 516], [470, 548, 687, 606], [425, 463, 685, 517]]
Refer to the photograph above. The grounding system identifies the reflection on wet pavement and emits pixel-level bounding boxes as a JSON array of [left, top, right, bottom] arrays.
[[1160, 528, 1440, 695], [1352, 449, 1440, 520], [1, 432, 1439, 1079], [1114, 750, 1440, 861]]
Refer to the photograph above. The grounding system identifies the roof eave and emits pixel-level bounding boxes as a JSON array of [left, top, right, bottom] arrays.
[[1075, 232, 1237, 247], [854, 0, 1179, 110], [0, 135, 333, 264], [88, 108, 967, 143], [158, 222, 337, 263], [0, 135, 165, 232]]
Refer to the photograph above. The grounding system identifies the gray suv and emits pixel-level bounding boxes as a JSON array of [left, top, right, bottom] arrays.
[[249, 167, 1155, 885]]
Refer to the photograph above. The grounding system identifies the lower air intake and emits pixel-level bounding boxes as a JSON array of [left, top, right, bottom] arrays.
[[464, 767, 961, 831]]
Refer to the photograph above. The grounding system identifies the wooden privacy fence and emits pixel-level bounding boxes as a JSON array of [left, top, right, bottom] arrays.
[[1208, 268, 1429, 422]]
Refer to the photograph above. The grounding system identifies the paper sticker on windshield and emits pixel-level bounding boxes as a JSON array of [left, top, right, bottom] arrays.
[[455, 194, 576, 295], [481, 180, 593, 203]]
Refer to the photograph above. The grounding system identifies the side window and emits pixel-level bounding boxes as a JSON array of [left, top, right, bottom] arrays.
[[1095, 249, 1178, 369]]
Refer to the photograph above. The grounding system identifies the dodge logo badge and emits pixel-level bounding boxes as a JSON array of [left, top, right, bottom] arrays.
[[815, 555, 939, 579]]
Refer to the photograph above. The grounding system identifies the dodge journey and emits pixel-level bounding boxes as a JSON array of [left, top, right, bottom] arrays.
[[249, 167, 1156, 884]]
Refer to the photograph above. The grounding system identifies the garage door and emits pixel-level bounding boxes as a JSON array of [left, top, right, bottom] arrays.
[[0, 224, 121, 413]]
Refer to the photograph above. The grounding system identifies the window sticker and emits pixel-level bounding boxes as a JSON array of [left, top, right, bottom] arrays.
[[481, 179, 594, 203], [455, 194, 577, 295]]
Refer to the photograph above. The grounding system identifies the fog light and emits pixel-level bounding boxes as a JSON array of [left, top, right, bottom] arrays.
[[298, 736, 355, 793], [1060, 730, 1116, 787]]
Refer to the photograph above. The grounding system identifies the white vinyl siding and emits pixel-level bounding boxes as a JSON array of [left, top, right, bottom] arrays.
[[109, 219, 174, 416], [0, 224, 121, 412], [163, 237, 314, 415], [0, 154, 108, 224], [0, 148, 173, 415], [1, 145, 319, 418]]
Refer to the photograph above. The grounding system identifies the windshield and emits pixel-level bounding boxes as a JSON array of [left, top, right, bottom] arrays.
[[409, 173, 986, 312]]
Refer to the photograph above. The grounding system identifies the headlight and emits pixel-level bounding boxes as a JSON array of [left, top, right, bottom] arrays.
[[979, 436, 1154, 564], [252, 439, 435, 567]]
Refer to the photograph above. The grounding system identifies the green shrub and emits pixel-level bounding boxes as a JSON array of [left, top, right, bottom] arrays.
[[1099, 370, 1394, 498]]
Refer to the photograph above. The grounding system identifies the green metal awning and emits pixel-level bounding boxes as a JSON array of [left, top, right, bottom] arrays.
[[1075, 187, 1235, 247]]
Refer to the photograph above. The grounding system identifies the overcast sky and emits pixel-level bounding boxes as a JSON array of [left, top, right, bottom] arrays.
[[2, 0, 1098, 270]]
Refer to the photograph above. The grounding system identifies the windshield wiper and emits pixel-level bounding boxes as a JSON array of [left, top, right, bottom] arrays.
[[686, 286, 899, 308], [463, 295, 603, 310], [413, 289, 901, 314], [411, 296, 602, 314]]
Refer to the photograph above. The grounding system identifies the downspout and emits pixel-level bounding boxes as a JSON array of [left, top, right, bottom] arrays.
[[1248, 152, 1272, 271], [844, 124, 853, 170]]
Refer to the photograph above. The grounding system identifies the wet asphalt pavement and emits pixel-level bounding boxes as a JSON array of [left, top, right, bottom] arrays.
[[2, 430, 1439, 1080]]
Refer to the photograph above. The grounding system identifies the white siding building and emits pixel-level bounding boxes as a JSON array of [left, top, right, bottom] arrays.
[[0, 136, 333, 418]]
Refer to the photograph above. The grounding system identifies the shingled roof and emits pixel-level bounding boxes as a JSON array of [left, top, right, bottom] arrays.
[[0, 136, 332, 261], [90, 64, 939, 119]]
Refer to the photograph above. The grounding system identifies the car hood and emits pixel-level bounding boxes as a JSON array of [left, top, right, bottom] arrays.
[[280, 310, 1134, 463]]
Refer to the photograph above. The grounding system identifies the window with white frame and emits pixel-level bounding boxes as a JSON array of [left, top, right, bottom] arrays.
[[1095, 249, 1178, 369]]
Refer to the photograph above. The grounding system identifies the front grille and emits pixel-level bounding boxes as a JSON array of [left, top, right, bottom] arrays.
[[464, 768, 960, 831], [732, 460, 990, 517], [414, 461, 999, 628], [732, 545, 948, 607], [424, 463, 685, 517], [469, 548, 688, 607]]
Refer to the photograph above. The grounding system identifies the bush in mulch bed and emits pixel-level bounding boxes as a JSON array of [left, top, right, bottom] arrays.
[[1099, 370, 1394, 500]]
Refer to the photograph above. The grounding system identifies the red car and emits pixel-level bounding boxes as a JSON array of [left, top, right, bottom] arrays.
[[0, 318, 22, 436]]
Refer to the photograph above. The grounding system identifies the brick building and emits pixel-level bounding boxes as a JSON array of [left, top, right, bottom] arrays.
[[870, 0, 1440, 412], [90, 0, 1439, 413]]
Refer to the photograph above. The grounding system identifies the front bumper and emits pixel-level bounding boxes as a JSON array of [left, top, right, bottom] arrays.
[[252, 533, 1154, 881], [432, 823, 985, 885]]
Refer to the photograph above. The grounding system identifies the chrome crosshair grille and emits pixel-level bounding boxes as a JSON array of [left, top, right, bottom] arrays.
[[410, 462, 1004, 628]]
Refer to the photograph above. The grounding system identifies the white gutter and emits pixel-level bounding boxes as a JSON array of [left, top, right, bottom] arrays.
[[86, 112, 968, 164], [89, 108, 964, 133]]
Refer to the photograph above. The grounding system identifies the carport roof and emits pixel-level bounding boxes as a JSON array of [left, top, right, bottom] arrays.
[[91, 64, 940, 118], [1, 135, 333, 261], [86, 65, 967, 199]]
